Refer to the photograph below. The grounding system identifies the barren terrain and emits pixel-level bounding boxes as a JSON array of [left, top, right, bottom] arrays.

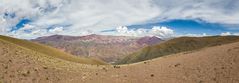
[[1, 36, 239, 83]]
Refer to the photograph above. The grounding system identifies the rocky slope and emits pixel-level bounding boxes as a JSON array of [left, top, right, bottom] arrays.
[[32, 34, 163, 63]]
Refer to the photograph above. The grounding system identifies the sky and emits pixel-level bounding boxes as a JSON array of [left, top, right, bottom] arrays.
[[0, 0, 239, 39]]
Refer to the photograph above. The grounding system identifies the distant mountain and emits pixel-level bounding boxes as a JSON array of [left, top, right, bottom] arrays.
[[137, 36, 163, 45], [32, 34, 163, 63], [34, 35, 80, 41], [116, 36, 239, 64]]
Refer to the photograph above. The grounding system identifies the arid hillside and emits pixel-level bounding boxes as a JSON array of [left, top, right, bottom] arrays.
[[117, 36, 239, 64], [1, 35, 239, 83], [32, 34, 163, 63], [0, 35, 106, 65]]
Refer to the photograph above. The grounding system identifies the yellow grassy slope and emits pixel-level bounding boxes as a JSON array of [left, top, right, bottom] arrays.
[[117, 36, 239, 64], [0, 35, 106, 65]]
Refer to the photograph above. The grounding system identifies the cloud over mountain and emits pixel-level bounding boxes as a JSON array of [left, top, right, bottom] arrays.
[[116, 26, 174, 38], [0, 0, 239, 39]]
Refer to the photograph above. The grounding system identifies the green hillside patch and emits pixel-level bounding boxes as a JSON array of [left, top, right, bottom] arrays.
[[117, 36, 239, 64], [0, 35, 106, 65]]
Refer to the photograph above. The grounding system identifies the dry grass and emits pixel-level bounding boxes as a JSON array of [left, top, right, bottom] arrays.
[[117, 36, 239, 64], [0, 35, 106, 65]]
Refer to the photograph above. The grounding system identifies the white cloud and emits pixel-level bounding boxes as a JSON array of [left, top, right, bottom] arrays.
[[233, 33, 239, 36], [22, 24, 35, 29], [8, 24, 46, 39], [221, 32, 232, 36], [220, 32, 239, 36], [48, 27, 64, 33], [116, 26, 174, 38], [150, 26, 174, 38], [0, 0, 239, 39], [116, 26, 128, 34], [177, 33, 209, 37], [152, 0, 239, 24]]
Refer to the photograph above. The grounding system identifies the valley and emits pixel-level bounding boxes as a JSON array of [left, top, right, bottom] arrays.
[[1, 35, 239, 83]]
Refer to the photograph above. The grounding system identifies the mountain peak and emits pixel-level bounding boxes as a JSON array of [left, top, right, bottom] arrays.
[[33, 35, 79, 41], [137, 36, 163, 45]]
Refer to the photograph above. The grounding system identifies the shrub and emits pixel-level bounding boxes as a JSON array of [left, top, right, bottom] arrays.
[[113, 65, 120, 68], [150, 74, 154, 77]]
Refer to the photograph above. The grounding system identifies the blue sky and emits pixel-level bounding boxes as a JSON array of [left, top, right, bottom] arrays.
[[13, 18, 239, 36], [0, 0, 239, 39], [10, 19, 31, 32]]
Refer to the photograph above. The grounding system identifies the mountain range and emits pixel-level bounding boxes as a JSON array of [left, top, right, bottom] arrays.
[[32, 34, 163, 63]]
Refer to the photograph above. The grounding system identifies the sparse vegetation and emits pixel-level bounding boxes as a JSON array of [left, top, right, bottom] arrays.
[[0, 35, 106, 65], [8, 60, 12, 63], [124, 75, 127, 77], [102, 67, 108, 72], [117, 36, 239, 64], [150, 74, 154, 77], [43, 66, 48, 69], [199, 80, 203, 83], [22, 73, 28, 77], [4, 65, 8, 69], [113, 65, 120, 68], [174, 63, 181, 67], [21, 70, 31, 77], [143, 62, 147, 64]]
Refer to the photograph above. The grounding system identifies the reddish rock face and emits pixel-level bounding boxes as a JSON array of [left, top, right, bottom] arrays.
[[137, 36, 163, 45], [32, 34, 163, 63], [33, 35, 80, 42]]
